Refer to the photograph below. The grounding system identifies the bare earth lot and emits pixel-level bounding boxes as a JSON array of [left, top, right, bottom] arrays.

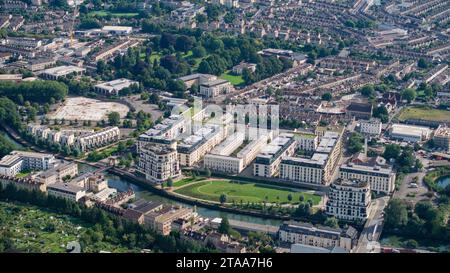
[[48, 97, 129, 121]]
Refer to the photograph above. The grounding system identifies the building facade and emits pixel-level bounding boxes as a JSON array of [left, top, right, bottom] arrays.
[[326, 178, 371, 222]]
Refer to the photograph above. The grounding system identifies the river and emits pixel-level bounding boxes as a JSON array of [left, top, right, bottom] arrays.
[[1, 127, 281, 227], [78, 163, 282, 227]]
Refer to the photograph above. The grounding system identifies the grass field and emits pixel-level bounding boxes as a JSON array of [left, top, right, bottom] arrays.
[[0, 202, 133, 253], [15, 170, 32, 178], [164, 176, 204, 188], [174, 180, 321, 205], [398, 106, 450, 122], [88, 11, 139, 18], [220, 71, 245, 86]]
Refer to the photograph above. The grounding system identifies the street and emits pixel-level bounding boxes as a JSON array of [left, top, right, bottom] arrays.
[[355, 196, 390, 253]]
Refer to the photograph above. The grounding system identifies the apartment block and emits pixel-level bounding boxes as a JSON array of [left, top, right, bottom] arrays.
[[76, 127, 120, 152], [326, 178, 371, 222], [0, 151, 56, 176], [280, 131, 342, 185], [359, 118, 382, 135], [253, 133, 297, 177], [279, 221, 358, 252], [433, 125, 450, 153], [199, 79, 233, 98], [47, 183, 86, 202], [340, 154, 396, 194], [138, 142, 180, 183]]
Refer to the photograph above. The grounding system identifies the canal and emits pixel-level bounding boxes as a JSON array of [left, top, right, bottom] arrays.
[[78, 164, 282, 227]]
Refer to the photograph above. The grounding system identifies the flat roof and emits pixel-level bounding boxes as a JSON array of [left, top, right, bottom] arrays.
[[42, 65, 85, 76]]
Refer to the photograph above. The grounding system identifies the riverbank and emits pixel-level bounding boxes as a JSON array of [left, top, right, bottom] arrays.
[[109, 167, 299, 222], [0, 124, 310, 225]]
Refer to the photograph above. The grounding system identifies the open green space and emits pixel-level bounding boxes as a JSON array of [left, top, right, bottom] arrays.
[[0, 202, 134, 253], [397, 106, 450, 123], [219, 71, 245, 86], [174, 179, 321, 204], [15, 170, 32, 178], [88, 11, 139, 18], [164, 176, 204, 188]]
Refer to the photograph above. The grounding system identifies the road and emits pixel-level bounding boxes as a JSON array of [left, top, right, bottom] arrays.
[[355, 196, 390, 253]]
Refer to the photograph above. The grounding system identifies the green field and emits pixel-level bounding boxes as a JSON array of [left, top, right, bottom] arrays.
[[164, 176, 204, 188], [88, 11, 139, 18], [0, 202, 134, 253], [220, 71, 245, 86], [398, 106, 450, 122], [174, 180, 321, 204]]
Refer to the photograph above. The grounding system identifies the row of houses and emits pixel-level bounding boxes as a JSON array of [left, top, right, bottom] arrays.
[[27, 125, 121, 152]]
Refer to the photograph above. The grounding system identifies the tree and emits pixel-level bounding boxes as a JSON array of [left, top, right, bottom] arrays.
[[205, 168, 211, 178], [360, 85, 375, 98], [108, 112, 121, 126], [348, 132, 364, 154], [384, 198, 408, 228], [287, 194, 293, 202], [167, 178, 173, 188], [324, 217, 339, 228], [218, 217, 231, 235], [192, 46, 206, 58], [219, 194, 227, 204], [373, 105, 389, 123], [401, 88, 417, 103], [417, 58, 429, 69], [175, 35, 194, 53], [321, 92, 332, 101], [383, 144, 401, 161]]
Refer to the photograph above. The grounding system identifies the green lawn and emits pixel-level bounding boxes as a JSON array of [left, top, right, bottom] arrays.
[[219, 71, 245, 86], [88, 11, 139, 18], [0, 202, 134, 253], [398, 106, 450, 122], [174, 180, 321, 205], [15, 170, 32, 178], [164, 176, 204, 188]]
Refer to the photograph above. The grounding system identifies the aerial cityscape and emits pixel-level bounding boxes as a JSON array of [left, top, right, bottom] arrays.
[[0, 0, 449, 257]]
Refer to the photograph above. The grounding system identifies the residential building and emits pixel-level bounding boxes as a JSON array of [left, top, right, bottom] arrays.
[[76, 127, 120, 152], [0, 151, 56, 176], [360, 118, 382, 135], [433, 125, 450, 153], [280, 131, 342, 185], [47, 183, 86, 202], [279, 221, 358, 252], [177, 73, 217, 89], [36, 162, 78, 185], [177, 125, 224, 166], [199, 79, 233, 98], [326, 178, 371, 222], [138, 142, 180, 183], [340, 154, 396, 194], [295, 133, 318, 151], [253, 133, 297, 177], [232, 62, 257, 74], [145, 206, 193, 236]]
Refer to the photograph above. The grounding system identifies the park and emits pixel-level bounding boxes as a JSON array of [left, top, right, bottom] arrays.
[[173, 179, 321, 205]]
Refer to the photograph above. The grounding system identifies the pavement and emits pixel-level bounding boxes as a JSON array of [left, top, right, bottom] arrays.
[[355, 196, 390, 253]]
